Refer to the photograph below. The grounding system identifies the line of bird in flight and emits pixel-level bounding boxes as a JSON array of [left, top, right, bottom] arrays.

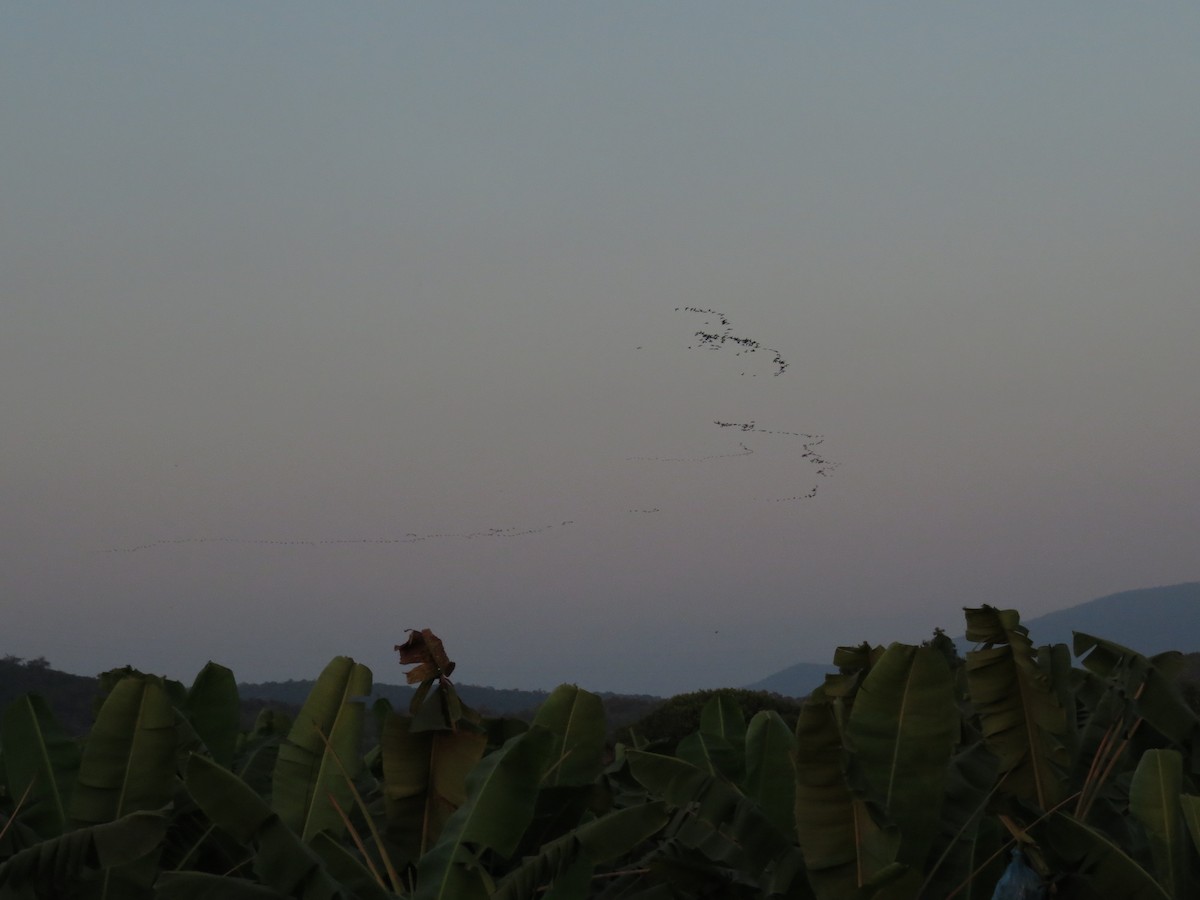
[[100, 306, 836, 553]]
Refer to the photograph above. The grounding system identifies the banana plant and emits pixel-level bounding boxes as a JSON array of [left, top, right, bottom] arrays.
[[0, 810, 167, 898], [676, 692, 747, 785], [963, 606, 1072, 812], [69, 674, 182, 830], [379, 711, 486, 867], [491, 800, 669, 900], [272, 656, 372, 843], [413, 726, 554, 900], [845, 643, 958, 871], [4, 614, 1200, 899], [531, 685, 605, 789], [605, 692, 810, 897], [1129, 749, 1196, 899], [181, 663, 240, 770], [168, 752, 350, 900], [793, 681, 902, 900], [745, 709, 797, 842], [1, 694, 80, 838], [625, 743, 810, 897]]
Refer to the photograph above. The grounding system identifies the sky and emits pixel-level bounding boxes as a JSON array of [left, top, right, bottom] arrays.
[[4, 3, 1199, 697]]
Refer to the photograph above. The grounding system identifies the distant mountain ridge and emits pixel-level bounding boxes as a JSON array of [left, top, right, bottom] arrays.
[[744, 581, 1200, 698], [741, 662, 837, 697], [994, 582, 1200, 655]]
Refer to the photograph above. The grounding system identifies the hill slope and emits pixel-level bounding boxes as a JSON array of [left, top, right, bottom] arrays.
[[742, 662, 837, 697], [1014, 582, 1200, 654]]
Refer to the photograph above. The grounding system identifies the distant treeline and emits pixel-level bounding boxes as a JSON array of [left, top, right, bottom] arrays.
[[0, 655, 666, 736]]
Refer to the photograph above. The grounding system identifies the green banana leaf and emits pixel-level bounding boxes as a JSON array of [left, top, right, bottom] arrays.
[[674, 694, 747, 783], [1181, 795, 1200, 857], [824, 643, 884, 700], [0, 810, 166, 895], [235, 709, 291, 800], [380, 712, 487, 862], [963, 606, 1070, 810], [413, 727, 554, 900], [917, 742, 1003, 900], [793, 690, 901, 900], [272, 656, 372, 843], [1129, 749, 1194, 899], [491, 801, 670, 900], [531, 685, 606, 787], [1032, 809, 1170, 900], [845, 643, 957, 868], [744, 711, 796, 842], [69, 675, 180, 828], [1074, 634, 1199, 744], [182, 662, 240, 769], [676, 731, 743, 784], [626, 748, 804, 891], [184, 753, 344, 900], [699, 694, 747, 744], [1039, 643, 1080, 763], [154, 871, 291, 899], [793, 692, 856, 871], [2, 693, 80, 837], [309, 831, 398, 900]]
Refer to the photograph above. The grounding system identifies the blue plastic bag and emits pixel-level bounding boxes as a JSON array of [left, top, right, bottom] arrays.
[[991, 847, 1045, 900]]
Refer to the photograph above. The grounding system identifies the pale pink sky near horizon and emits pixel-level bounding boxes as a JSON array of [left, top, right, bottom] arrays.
[[4, 3, 1199, 695]]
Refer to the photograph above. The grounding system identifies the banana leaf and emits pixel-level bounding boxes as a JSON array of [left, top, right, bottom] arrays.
[[1129, 749, 1195, 899], [964, 607, 1070, 810], [2, 693, 80, 837], [845, 643, 957, 868], [1031, 809, 1170, 899], [1181, 795, 1200, 857], [0, 810, 166, 895], [823, 643, 884, 700], [492, 801, 670, 900], [675, 694, 747, 783], [744, 711, 796, 842], [626, 748, 805, 891], [272, 656, 372, 843], [69, 675, 180, 828], [184, 753, 344, 900], [793, 690, 901, 900], [380, 712, 486, 862], [918, 742, 1003, 900], [183, 663, 240, 769], [1039, 643, 1080, 763], [309, 831, 397, 900], [676, 731, 743, 784], [1074, 635, 1199, 744], [235, 710, 292, 800], [700, 694, 747, 744], [413, 727, 554, 900], [531, 685, 606, 788]]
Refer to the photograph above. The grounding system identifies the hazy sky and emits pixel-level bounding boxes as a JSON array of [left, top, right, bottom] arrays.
[[4, 4, 1198, 696]]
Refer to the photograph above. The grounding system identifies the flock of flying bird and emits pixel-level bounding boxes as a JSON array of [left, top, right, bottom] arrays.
[[101, 307, 836, 553], [677, 306, 792, 377]]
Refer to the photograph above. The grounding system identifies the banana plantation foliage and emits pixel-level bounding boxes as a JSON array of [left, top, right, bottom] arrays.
[[2, 613, 1200, 899]]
